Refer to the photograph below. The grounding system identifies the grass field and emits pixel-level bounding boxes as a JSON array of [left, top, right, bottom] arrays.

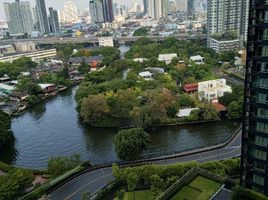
[[169, 176, 221, 200], [114, 190, 154, 200]]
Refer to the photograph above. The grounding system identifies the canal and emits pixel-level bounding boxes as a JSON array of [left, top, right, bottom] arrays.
[[0, 86, 240, 169]]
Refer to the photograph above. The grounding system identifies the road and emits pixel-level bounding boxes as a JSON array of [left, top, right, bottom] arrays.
[[48, 130, 242, 200], [0, 34, 207, 45]]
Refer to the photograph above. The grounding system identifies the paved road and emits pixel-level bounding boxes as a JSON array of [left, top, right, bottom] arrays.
[[48, 130, 242, 200], [0, 34, 207, 45]]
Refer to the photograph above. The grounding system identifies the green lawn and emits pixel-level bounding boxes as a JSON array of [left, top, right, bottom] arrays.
[[114, 190, 154, 200], [169, 176, 221, 200], [170, 186, 201, 200]]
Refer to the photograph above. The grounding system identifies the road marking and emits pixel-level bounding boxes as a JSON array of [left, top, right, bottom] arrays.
[[64, 173, 113, 200]]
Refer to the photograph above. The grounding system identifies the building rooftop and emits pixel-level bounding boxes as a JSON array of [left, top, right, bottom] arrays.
[[38, 84, 55, 89], [0, 83, 15, 91], [69, 56, 104, 64], [176, 108, 199, 118], [190, 55, 204, 61]]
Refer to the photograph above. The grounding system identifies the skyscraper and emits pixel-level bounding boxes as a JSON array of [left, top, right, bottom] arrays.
[[62, 1, 79, 24], [241, 0, 268, 196], [89, 0, 104, 23], [143, 0, 148, 15], [36, 0, 50, 34], [48, 7, 60, 33], [148, 0, 168, 20], [207, 0, 248, 40], [102, 0, 114, 22], [4, 0, 33, 35]]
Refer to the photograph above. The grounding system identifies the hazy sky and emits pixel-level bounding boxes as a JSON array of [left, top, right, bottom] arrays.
[[0, 0, 139, 20]]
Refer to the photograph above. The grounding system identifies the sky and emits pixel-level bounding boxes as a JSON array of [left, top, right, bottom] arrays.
[[0, 0, 140, 20]]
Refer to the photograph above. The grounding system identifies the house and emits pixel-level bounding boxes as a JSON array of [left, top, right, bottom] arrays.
[[9, 92, 29, 102], [133, 58, 147, 63], [69, 56, 103, 68], [198, 79, 232, 103], [38, 84, 56, 93], [0, 83, 15, 94], [183, 83, 198, 94], [145, 67, 165, 74], [158, 53, 178, 64], [138, 71, 154, 81], [212, 103, 227, 113], [0, 101, 19, 114], [0, 75, 10, 83], [176, 108, 199, 118], [190, 55, 204, 65]]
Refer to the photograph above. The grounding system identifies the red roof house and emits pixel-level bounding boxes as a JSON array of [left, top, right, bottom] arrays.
[[183, 83, 198, 93], [212, 103, 227, 112]]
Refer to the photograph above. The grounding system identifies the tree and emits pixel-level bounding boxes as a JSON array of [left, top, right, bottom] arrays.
[[150, 175, 165, 197], [127, 172, 138, 200], [17, 77, 42, 96], [81, 191, 91, 200], [117, 189, 126, 200], [228, 101, 243, 119], [0, 111, 14, 149], [80, 94, 109, 125], [133, 28, 148, 36], [113, 128, 150, 161], [78, 59, 90, 74]]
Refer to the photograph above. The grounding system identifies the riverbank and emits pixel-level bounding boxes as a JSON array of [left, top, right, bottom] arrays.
[[11, 81, 80, 117]]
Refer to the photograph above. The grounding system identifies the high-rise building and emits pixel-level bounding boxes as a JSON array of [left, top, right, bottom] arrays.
[[207, 0, 248, 40], [4, 0, 33, 35], [48, 7, 60, 33], [187, 0, 194, 18], [62, 1, 79, 24], [36, 0, 50, 34], [175, 0, 187, 13], [148, 0, 168, 20], [89, 0, 104, 23], [102, 0, 114, 22], [241, 0, 268, 196], [143, 0, 148, 15]]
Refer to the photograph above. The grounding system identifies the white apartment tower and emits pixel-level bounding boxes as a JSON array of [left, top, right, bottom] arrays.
[[148, 0, 168, 20], [207, 0, 249, 40]]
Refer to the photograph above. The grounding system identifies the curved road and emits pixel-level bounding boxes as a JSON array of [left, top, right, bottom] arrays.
[[48, 130, 242, 200]]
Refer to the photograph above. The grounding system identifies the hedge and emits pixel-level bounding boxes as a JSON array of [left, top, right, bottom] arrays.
[[232, 185, 268, 200]]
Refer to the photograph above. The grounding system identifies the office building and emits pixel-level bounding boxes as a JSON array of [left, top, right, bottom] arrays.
[[207, 0, 248, 40], [148, 0, 168, 20], [48, 7, 60, 33], [63, 1, 79, 23], [36, 0, 50, 34], [89, 0, 104, 23], [175, 0, 187, 13], [102, 0, 114, 22], [143, 0, 148, 14], [4, 0, 33, 35], [240, 0, 268, 196]]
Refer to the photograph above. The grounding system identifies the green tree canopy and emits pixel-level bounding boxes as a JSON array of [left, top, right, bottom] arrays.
[[113, 128, 150, 161]]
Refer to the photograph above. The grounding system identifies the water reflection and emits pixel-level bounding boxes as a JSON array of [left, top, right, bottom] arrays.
[[0, 135, 18, 164]]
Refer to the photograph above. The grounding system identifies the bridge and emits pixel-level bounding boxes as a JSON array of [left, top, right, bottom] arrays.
[[0, 34, 207, 45], [47, 128, 242, 200]]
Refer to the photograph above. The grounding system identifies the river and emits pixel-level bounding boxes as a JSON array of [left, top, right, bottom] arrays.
[[0, 86, 240, 169]]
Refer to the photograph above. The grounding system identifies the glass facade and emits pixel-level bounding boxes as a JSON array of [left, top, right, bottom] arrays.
[[241, 0, 268, 196]]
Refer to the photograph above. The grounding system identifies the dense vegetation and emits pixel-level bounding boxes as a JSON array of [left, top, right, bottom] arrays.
[[0, 162, 34, 200], [232, 185, 268, 200], [0, 111, 14, 149], [111, 158, 240, 198], [113, 128, 150, 161], [0, 57, 37, 79], [76, 38, 221, 128], [133, 28, 149, 36]]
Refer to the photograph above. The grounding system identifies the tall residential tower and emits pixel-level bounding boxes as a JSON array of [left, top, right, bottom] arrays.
[[4, 0, 33, 35], [241, 0, 268, 196], [36, 0, 50, 34]]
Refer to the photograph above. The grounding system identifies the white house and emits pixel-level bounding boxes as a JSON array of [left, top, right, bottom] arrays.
[[98, 37, 114, 47], [198, 79, 232, 103], [133, 58, 147, 63], [158, 53, 178, 64], [138, 71, 154, 81], [190, 55, 204, 65], [176, 108, 199, 118]]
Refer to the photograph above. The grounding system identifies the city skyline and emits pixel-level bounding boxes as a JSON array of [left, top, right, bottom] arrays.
[[0, 0, 142, 20]]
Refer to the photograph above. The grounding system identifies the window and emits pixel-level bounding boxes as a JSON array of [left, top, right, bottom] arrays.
[[255, 149, 267, 160], [264, 29, 268, 40], [257, 93, 268, 103], [253, 175, 265, 186], [257, 108, 268, 119], [262, 46, 268, 56], [254, 162, 266, 172], [256, 122, 268, 133], [257, 62, 268, 72], [255, 136, 268, 147], [256, 78, 268, 88]]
